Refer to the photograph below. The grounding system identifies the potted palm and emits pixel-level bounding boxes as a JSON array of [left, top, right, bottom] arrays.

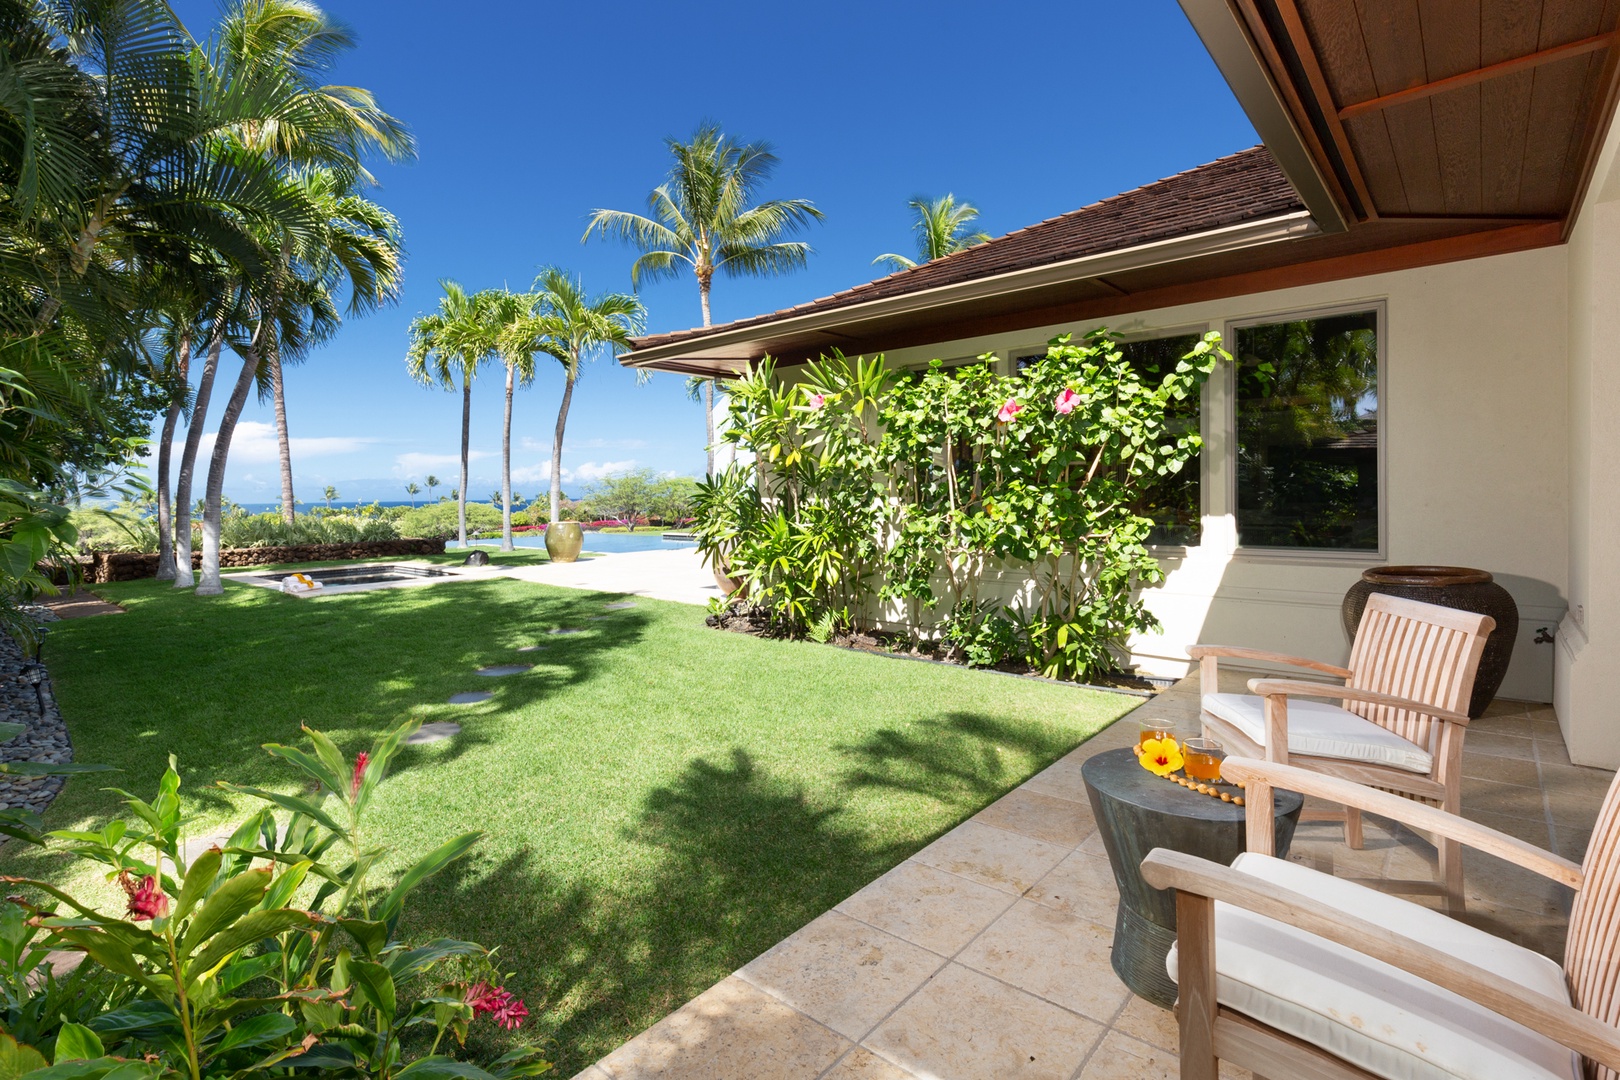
[[692, 465, 758, 596]]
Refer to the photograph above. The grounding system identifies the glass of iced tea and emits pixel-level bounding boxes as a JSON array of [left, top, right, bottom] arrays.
[[1183, 738, 1225, 782], [1138, 719, 1176, 749]]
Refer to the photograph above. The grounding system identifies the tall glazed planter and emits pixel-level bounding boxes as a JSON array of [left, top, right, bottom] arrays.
[[545, 521, 584, 563], [1341, 566, 1519, 718]]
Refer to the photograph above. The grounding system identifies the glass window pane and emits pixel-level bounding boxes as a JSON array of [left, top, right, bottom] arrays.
[[1234, 311, 1379, 550], [1119, 334, 1202, 546]]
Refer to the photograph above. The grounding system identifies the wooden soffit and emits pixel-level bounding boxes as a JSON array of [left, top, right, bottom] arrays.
[[1181, 0, 1620, 240]]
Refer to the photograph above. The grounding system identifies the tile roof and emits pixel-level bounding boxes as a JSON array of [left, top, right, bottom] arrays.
[[628, 146, 1304, 351]]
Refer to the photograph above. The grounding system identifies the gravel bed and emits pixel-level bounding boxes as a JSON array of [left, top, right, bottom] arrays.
[[0, 628, 73, 815]]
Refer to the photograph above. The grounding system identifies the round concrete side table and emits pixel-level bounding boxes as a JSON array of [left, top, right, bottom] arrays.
[[1082, 746, 1304, 1007]]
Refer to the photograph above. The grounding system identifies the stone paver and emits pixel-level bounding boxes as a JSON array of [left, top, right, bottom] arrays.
[[447, 691, 492, 705], [406, 721, 461, 744], [579, 672, 1613, 1079], [475, 664, 531, 677], [500, 548, 718, 607]]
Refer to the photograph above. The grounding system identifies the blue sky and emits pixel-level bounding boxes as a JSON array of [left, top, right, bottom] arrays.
[[158, 0, 1257, 505]]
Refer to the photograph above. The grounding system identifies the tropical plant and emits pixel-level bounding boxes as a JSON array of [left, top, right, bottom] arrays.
[[527, 269, 643, 526], [425, 475, 440, 500], [0, 720, 552, 1079], [706, 332, 1231, 679], [488, 290, 566, 551], [582, 123, 822, 476], [323, 485, 339, 508], [873, 193, 991, 271], [405, 281, 497, 547], [404, 482, 420, 506]]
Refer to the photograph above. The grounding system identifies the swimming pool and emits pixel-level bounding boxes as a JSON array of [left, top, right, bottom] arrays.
[[453, 532, 696, 554]]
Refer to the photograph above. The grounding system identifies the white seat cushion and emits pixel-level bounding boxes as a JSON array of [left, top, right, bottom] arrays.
[[1168, 853, 1579, 1080], [1203, 691, 1434, 774]]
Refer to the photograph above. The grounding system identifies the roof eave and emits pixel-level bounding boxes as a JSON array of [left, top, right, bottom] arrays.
[[619, 209, 1317, 374], [1176, 0, 1352, 234]]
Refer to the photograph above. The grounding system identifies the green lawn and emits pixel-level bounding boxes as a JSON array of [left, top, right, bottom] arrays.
[[6, 575, 1134, 1072]]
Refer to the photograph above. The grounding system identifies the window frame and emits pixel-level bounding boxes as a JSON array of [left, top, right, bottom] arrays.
[[1221, 299, 1388, 562]]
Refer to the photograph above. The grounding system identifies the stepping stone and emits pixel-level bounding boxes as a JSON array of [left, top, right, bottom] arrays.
[[448, 691, 493, 705], [476, 664, 532, 677], [587, 615, 614, 621], [548, 627, 583, 635], [407, 721, 461, 744], [515, 644, 545, 652], [604, 601, 638, 610]]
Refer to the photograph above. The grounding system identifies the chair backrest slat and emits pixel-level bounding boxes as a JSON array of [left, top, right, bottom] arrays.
[[1345, 594, 1494, 749], [1567, 771, 1620, 1080]]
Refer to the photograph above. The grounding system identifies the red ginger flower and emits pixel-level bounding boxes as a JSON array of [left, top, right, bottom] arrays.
[[351, 751, 369, 799], [119, 870, 169, 921], [465, 981, 528, 1030]]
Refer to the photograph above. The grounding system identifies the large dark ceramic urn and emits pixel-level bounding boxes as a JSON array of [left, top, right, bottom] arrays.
[[1342, 565, 1519, 719]]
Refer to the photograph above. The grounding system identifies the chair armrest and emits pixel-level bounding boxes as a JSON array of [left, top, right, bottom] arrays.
[[1140, 848, 1619, 1071], [1247, 679, 1471, 727], [1220, 757, 1583, 888], [1187, 645, 1351, 680]]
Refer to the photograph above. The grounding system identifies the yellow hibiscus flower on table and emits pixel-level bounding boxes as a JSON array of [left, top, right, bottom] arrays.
[[1137, 736, 1184, 776]]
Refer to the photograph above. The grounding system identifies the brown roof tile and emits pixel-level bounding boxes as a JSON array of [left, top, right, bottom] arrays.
[[628, 146, 1303, 351]]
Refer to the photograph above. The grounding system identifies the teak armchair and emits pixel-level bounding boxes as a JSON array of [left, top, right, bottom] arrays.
[[1188, 593, 1495, 910], [1143, 757, 1619, 1080]]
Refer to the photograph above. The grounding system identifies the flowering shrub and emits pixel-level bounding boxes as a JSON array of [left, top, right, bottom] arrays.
[[697, 330, 1230, 679], [0, 720, 551, 1079]]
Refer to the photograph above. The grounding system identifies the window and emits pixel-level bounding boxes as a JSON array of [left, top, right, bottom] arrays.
[[1116, 334, 1203, 546], [1233, 308, 1380, 550], [1018, 334, 1203, 545]]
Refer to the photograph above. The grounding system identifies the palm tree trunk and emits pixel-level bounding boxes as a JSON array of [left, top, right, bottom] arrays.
[[458, 376, 470, 547], [271, 353, 296, 524], [172, 328, 224, 587], [197, 345, 262, 595], [501, 363, 514, 552], [154, 333, 191, 582], [700, 280, 716, 476], [549, 367, 576, 526], [704, 379, 716, 477]]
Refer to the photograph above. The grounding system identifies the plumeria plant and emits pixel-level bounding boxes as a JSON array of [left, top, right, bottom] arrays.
[[703, 330, 1231, 680], [0, 720, 551, 1079]]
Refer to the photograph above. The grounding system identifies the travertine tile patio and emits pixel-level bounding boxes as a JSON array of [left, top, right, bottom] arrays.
[[580, 670, 1615, 1080]]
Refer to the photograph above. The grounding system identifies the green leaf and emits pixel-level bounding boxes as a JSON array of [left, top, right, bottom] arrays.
[[218, 784, 345, 833], [0, 1033, 47, 1079], [350, 959, 396, 1021], [171, 845, 221, 924], [212, 1012, 297, 1054], [51, 1025, 102, 1062], [386, 938, 483, 980], [188, 908, 315, 978], [375, 832, 480, 924], [393, 1058, 499, 1080], [337, 918, 389, 960], [0, 723, 24, 742], [262, 743, 345, 801], [177, 867, 271, 958]]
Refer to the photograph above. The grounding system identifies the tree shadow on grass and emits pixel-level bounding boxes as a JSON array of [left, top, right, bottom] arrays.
[[414, 748, 908, 1075], [839, 710, 1089, 809], [10, 577, 657, 837]]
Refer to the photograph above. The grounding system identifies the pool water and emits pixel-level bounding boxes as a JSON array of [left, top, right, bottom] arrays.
[[453, 533, 696, 555]]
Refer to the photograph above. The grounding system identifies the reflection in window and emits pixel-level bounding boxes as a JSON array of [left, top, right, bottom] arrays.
[[1019, 336, 1203, 545], [1117, 335, 1202, 546], [1234, 310, 1379, 550]]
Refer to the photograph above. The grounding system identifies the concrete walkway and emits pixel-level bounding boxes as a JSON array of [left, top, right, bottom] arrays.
[[499, 548, 720, 607], [575, 672, 1612, 1080]]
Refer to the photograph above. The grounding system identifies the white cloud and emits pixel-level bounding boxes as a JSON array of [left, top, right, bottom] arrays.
[[150, 422, 372, 466], [518, 436, 648, 452], [511, 460, 567, 486], [573, 459, 639, 482], [393, 450, 490, 477]]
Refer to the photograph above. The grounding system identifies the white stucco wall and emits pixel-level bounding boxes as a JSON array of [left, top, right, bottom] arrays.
[[1557, 112, 1620, 768], [874, 245, 1571, 703]]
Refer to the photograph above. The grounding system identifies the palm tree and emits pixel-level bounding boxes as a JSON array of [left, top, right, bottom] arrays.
[[489, 290, 568, 550], [197, 169, 404, 594], [426, 474, 441, 500], [582, 123, 822, 476], [405, 281, 496, 547], [323, 485, 338, 508], [404, 481, 420, 506], [529, 268, 644, 526], [212, 0, 414, 526], [873, 194, 991, 271]]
